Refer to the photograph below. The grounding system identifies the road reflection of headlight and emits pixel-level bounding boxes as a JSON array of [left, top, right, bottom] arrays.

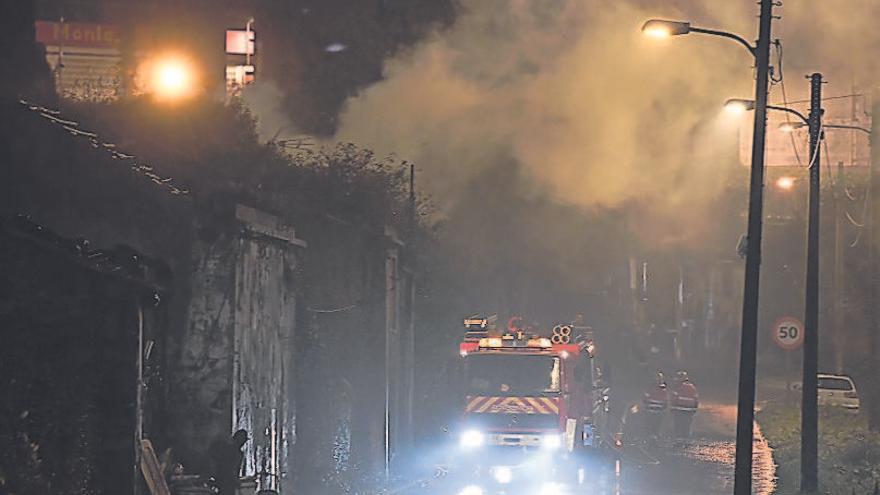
[[458, 485, 484, 495], [460, 429, 484, 448], [539, 482, 564, 495], [491, 466, 512, 484], [541, 434, 562, 450]]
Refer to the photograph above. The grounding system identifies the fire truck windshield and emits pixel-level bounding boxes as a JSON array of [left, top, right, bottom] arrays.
[[466, 354, 560, 396]]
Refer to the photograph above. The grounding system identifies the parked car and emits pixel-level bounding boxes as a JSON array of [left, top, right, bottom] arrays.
[[817, 374, 860, 412]]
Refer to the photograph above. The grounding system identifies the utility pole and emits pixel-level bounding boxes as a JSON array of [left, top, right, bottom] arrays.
[[869, 89, 880, 432], [833, 160, 845, 374], [732, 1, 774, 493], [406, 163, 416, 451], [801, 72, 824, 494]]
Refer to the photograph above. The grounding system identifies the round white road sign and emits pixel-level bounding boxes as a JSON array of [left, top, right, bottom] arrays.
[[772, 316, 804, 350]]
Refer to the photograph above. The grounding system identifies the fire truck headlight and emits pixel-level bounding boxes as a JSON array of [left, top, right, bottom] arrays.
[[458, 485, 484, 495], [539, 482, 564, 495], [541, 434, 562, 450], [491, 466, 513, 484], [460, 429, 484, 448]]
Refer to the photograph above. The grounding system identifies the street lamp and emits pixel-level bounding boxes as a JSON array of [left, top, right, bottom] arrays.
[[148, 55, 197, 101], [641, 19, 756, 56], [158, 62, 189, 93], [641, 19, 691, 38], [775, 176, 796, 191], [727, 74, 826, 493], [724, 98, 809, 124], [724, 99, 755, 114], [778, 121, 802, 133], [643, 4, 776, 494], [779, 120, 872, 135]]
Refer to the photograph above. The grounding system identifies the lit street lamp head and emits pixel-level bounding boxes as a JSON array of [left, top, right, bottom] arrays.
[[144, 55, 198, 102], [775, 176, 796, 191], [724, 98, 756, 114], [641, 19, 691, 38], [779, 121, 806, 133], [158, 63, 188, 93]]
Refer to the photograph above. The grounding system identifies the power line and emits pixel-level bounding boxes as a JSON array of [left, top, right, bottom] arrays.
[[19, 100, 190, 197], [772, 93, 865, 106], [773, 40, 804, 167]]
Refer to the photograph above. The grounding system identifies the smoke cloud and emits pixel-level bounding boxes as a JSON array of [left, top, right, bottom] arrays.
[[333, 1, 747, 244], [241, 81, 301, 142], [333, 0, 879, 245]]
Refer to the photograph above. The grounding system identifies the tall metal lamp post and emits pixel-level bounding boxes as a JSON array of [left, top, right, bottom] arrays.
[[801, 74, 824, 493], [727, 72, 825, 493], [642, 2, 776, 493], [778, 96, 874, 492]]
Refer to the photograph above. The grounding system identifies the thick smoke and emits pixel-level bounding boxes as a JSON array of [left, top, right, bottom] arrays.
[[241, 81, 300, 142], [333, 0, 879, 245], [334, 0, 749, 244]]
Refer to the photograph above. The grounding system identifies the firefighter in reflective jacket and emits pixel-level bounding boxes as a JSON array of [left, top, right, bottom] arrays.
[[642, 371, 668, 438], [670, 371, 699, 437]]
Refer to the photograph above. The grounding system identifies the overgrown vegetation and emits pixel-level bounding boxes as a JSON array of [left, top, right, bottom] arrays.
[[3, 93, 430, 495], [759, 397, 880, 494], [61, 96, 417, 232]]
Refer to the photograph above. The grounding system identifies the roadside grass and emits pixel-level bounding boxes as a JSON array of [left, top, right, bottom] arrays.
[[758, 396, 880, 494]]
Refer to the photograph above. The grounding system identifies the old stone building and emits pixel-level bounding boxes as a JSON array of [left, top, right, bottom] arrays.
[[1, 96, 416, 494]]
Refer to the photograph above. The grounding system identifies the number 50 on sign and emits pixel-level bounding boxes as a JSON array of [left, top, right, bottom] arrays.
[[772, 316, 804, 350]]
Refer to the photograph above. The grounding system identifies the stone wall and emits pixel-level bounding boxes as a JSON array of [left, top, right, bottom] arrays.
[[171, 205, 304, 492], [232, 206, 303, 492], [1, 100, 416, 493], [170, 237, 237, 472]]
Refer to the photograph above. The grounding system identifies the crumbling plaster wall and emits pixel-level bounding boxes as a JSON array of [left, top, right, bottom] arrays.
[[172, 205, 303, 491], [172, 238, 238, 472], [233, 233, 299, 489]]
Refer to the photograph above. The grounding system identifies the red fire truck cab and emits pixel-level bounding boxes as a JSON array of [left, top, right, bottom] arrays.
[[455, 317, 612, 491]]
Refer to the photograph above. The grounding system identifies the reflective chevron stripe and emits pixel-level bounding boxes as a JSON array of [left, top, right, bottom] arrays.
[[465, 396, 559, 415]]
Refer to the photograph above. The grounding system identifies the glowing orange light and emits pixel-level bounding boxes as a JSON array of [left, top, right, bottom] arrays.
[[643, 26, 671, 38], [159, 63, 187, 90], [724, 101, 748, 114], [641, 20, 691, 38], [776, 176, 795, 191], [141, 55, 198, 101], [779, 121, 806, 133], [723, 99, 755, 116], [155, 59, 191, 98]]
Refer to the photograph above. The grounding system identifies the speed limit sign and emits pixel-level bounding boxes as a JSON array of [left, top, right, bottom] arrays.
[[772, 316, 804, 350]]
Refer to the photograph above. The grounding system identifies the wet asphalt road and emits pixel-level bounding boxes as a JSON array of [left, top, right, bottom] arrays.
[[393, 398, 776, 495], [608, 401, 776, 495]]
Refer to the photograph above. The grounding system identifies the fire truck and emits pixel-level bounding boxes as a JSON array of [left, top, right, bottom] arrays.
[[454, 316, 614, 494]]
